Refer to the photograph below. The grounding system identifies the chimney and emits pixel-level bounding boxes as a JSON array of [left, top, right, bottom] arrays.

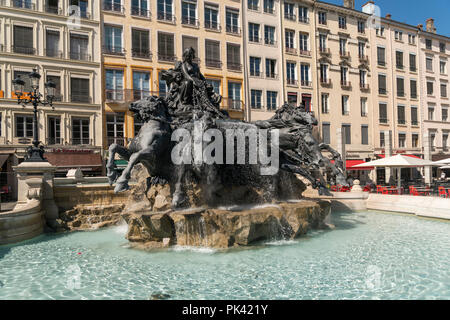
[[343, 0, 355, 9], [426, 18, 436, 33], [385, 13, 392, 19]]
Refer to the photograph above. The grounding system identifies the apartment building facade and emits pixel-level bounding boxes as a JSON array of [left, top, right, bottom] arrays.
[[0, 0, 103, 196], [101, 0, 245, 149], [368, 13, 422, 160], [243, 0, 284, 121]]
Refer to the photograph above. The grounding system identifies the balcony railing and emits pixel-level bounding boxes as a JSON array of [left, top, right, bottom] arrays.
[[299, 49, 311, 56], [70, 52, 92, 61], [397, 91, 405, 97], [47, 137, 62, 145], [264, 7, 274, 14], [301, 80, 312, 87], [340, 51, 350, 58], [248, 4, 259, 11], [205, 59, 222, 68], [320, 78, 331, 86], [379, 118, 388, 124], [359, 54, 369, 62], [285, 13, 296, 21], [205, 21, 221, 31], [131, 6, 151, 18], [45, 49, 63, 59], [249, 37, 262, 44], [411, 120, 419, 126], [45, 5, 62, 15], [266, 73, 278, 80], [157, 11, 175, 23], [285, 47, 297, 55], [223, 98, 243, 111], [250, 71, 263, 78], [410, 66, 417, 72], [181, 16, 199, 27], [70, 138, 92, 146], [70, 95, 92, 104], [319, 47, 331, 55], [379, 88, 387, 95], [396, 64, 404, 70], [398, 119, 406, 125], [12, 46, 36, 55], [158, 52, 177, 63], [105, 89, 125, 102], [132, 49, 152, 60], [360, 83, 370, 90], [265, 39, 276, 46], [341, 80, 351, 88], [107, 137, 126, 147], [103, 46, 126, 56], [226, 25, 241, 35], [11, 0, 36, 10], [102, 2, 124, 14], [287, 79, 298, 86], [411, 93, 418, 99], [228, 62, 242, 72], [299, 16, 309, 24], [378, 60, 386, 66]]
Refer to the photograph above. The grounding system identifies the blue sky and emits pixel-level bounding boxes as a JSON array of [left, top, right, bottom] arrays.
[[323, 0, 450, 37]]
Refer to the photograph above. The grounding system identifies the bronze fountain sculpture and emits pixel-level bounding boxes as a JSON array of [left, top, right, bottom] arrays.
[[106, 47, 347, 209]]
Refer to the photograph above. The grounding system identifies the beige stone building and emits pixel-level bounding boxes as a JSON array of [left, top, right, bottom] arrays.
[[101, 0, 245, 149], [0, 0, 103, 198], [243, 0, 284, 121], [417, 18, 449, 180]]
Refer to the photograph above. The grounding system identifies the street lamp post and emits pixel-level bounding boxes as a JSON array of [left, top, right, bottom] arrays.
[[12, 68, 56, 162]]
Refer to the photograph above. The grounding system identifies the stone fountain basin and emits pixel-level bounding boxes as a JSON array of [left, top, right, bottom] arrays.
[[122, 200, 331, 249]]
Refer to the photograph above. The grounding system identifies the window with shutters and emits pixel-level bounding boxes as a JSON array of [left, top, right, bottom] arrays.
[[227, 43, 241, 71], [70, 33, 89, 60], [409, 54, 416, 72], [250, 89, 262, 109], [131, 0, 150, 17], [46, 30, 60, 58], [157, 0, 174, 21], [411, 107, 418, 125], [249, 23, 260, 43], [378, 74, 387, 94], [15, 115, 33, 138], [396, 51, 403, 69], [104, 25, 124, 55], [48, 116, 61, 145], [47, 75, 61, 101], [379, 103, 388, 123], [322, 123, 330, 144], [361, 125, 369, 145], [226, 8, 239, 34], [70, 77, 90, 103], [204, 3, 219, 30], [264, 26, 276, 45], [14, 26, 34, 55], [14, 71, 32, 93], [205, 40, 221, 68], [132, 29, 150, 59], [250, 57, 261, 77], [267, 91, 277, 110], [158, 32, 175, 62], [397, 105, 406, 124], [266, 59, 276, 78], [397, 77, 405, 97], [342, 124, 351, 144], [410, 79, 417, 99], [72, 118, 90, 145], [181, 0, 197, 26], [377, 47, 385, 66]]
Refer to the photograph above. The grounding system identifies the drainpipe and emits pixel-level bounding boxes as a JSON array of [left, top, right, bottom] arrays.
[[242, 0, 250, 122]]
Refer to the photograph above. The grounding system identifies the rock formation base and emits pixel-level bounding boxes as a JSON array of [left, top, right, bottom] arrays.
[[123, 200, 331, 249]]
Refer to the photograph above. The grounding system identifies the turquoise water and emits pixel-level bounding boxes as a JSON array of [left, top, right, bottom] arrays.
[[1, 211, 450, 300]]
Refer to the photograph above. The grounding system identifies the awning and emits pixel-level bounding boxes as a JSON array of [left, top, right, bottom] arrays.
[[346, 159, 374, 171], [0, 154, 9, 168], [45, 152, 103, 172], [376, 154, 421, 159], [331, 159, 374, 170]]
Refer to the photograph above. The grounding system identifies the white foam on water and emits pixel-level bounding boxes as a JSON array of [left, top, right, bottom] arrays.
[[113, 224, 128, 235], [217, 204, 281, 211], [265, 239, 298, 246], [170, 246, 216, 254]]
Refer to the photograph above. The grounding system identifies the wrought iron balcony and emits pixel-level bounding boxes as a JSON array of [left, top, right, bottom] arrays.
[[70, 51, 92, 61], [379, 118, 388, 124], [70, 95, 92, 104], [285, 47, 297, 55], [205, 21, 221, 31], [226, 25, 241, 35], [227, 62, 242, 72], [249, 37, 262, 44], [264, 39, 276, 46], [379, 88, 387, 95], [181, 16, 199, 27], [131, 6, 151, 18], [285, 13, 296, 21], [299, 16, 309, 24], [45, 5, 62, 15], [158, 52, 177, 63], [359, 54, 369, 62], [340, 51, 350, 58], [11, 0, 36, 10], [107, 137, 126, 147], [70, 138, 92, 146], [103, 46, 126, 56], [46, 137, 62, 145], [105, 89, 125, 102], [223, 98, 243, 111], [319, 47, 331, 55], [320, 78, 331, 86], [132, 49, 152, 60], [157, 11, 176, 23], [299, 49, 311, 56], [287, 79, 298, 86], [266, 72, 278, 80], [360, 83, 370, 90], [12, 46, 36, 55], [250, 71, 263, 78], [205, 59, 222, 68], [341, 80, 351, 88], [45, 49, 63, 59], [103, 1, 124, 14], [301, 80, 312, 87]]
